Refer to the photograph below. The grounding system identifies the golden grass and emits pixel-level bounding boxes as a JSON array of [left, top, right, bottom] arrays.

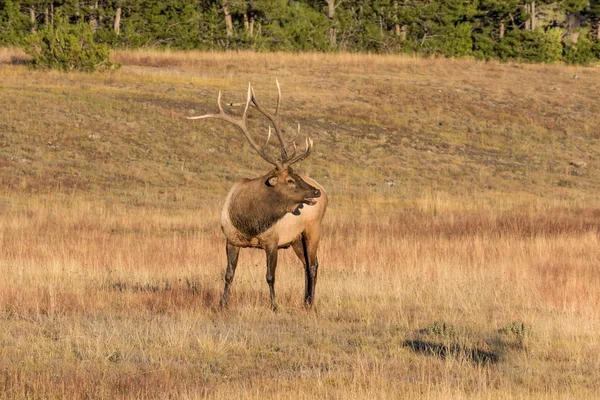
[[2, 195, 600, 398], [1, 48, 600, 398]]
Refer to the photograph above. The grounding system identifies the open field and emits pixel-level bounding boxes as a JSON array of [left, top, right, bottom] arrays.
[[1, 49, 600, 398]]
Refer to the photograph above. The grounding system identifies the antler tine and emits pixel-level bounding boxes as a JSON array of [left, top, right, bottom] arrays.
[[274, 78, 281, 117], [250, 81, 288, 162], [187, 84, 281, 169], [217, 91, 224, 113], [264, 126, 272, 147], [283, 137, 313, 168], [283, 123, 301, 159]]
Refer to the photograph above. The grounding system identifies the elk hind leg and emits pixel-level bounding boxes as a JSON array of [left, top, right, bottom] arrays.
[[292, 232, 319, 308]]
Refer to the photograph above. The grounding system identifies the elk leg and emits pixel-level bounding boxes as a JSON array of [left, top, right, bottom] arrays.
[[265, 246, 279, 312], [292, 232, 319, 308], [220, 241, 240, 308]]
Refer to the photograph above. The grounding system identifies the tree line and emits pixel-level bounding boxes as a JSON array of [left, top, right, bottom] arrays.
[[2, 1, 600, 64]]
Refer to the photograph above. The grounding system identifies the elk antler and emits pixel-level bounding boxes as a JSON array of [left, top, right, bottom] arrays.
[[187, 80, 313, 170], [187, 83, 281, 169], [249, 79, 288, 162]]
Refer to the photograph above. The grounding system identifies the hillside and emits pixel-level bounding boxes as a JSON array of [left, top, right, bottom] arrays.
[[1, 49, 599, 207], [2, 49, 600, 398]]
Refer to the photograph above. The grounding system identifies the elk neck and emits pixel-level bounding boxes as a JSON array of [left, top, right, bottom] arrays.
[[227, 176, 297, 238]]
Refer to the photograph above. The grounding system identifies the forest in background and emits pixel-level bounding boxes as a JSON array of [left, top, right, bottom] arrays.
[[1, 0, 600, 64]]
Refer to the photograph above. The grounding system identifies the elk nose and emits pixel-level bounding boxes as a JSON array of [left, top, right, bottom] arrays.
[[314, 189, 321, 197]]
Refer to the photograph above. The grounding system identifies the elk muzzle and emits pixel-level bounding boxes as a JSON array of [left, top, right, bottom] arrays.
[[304, 188, 321, 206]]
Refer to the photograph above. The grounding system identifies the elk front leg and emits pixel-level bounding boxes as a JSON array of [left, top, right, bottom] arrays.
[[292, 232, 320, 308], [220, 241, 240, 308], [265, 245, 279, 312]]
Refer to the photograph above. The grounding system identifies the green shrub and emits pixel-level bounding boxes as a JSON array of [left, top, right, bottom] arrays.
[[422, 23, 474, 57], [537, 28, 563, 62], [563, 35, 595, 65], [443, 23, 475, 57], [593, 41, 600, 59], [24, 14, 119, 72], [472, 29, 496, 60], [496, 29, 562, 63]]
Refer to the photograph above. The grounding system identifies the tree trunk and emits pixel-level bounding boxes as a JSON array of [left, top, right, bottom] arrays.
[[567, 11, 581, 43], [224, 6, 233, 38], [50, 3, 54, 25], [114, 7, 122, 35], [44, 6, 49, 25], [90, 1, 99, 31], [597, 21, 600, 40], [249, 15, 255, 37], [400, 25, 406, 40], [530, 2, 536, 31], [499, 21, 505, 39], [327, 0, 336, 48], [29, 6, 36, 32]]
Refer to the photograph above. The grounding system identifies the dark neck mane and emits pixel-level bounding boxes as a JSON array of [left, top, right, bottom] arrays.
[[228, 178, 290, 237]]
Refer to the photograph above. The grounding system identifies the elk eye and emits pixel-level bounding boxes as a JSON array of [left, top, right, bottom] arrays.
[[287, 179, 294, 184]]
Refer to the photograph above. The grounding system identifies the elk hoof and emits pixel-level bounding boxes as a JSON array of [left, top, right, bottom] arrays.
[[303, 298, 314, 309]]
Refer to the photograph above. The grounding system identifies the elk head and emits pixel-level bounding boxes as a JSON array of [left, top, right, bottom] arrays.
[[187, 80, 320, 207]]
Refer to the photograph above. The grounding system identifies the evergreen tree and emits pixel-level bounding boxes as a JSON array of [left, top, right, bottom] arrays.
[[0, 0, 28, 45], [0, 0, 597, 64]]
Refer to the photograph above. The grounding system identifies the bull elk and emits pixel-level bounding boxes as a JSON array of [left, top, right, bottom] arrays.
[[187, 81, 328, 311]]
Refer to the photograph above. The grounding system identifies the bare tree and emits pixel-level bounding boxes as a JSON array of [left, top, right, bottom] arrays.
[[224, 3, 233, 37], [114, 2, 122, 35], [567, 11, 581, 43], [524, 2, 535, 31], [29, 4, 36, 32], [326, 0, 337, 48]]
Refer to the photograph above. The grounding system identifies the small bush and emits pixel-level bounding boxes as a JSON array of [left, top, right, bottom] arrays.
[[536, 28, 563, 63], [563, 36, 595, 65], [23, 14, 119, 73], [495, 29, 562, 63]]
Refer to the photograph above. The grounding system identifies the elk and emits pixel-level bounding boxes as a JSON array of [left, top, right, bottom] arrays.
[[187, 81, 328, 311]]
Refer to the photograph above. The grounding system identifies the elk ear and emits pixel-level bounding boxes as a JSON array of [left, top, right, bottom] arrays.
[[266, 176, 279, 187]]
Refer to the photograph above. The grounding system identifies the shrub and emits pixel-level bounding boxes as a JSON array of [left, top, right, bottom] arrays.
[[593, 41, 600, 59], [537, 28, 563, 63], [496, 29, 562, 63], [563, 35, 595, 65], [23, 14, 119, 72]]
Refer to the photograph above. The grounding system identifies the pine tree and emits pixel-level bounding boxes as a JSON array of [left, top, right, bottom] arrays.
[[0, 0, 28, 45]]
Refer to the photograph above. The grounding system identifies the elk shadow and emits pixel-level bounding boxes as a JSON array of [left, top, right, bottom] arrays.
[[403, 339, 499, 365], [106, 278, 220, 310], [9, 56, 31, 66]]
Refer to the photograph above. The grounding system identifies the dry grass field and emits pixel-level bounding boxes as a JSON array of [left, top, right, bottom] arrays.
[[1, 48, 600, 398]]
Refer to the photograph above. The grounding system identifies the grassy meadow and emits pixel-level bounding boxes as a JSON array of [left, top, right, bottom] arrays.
[[1, 48, 600, 398]]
